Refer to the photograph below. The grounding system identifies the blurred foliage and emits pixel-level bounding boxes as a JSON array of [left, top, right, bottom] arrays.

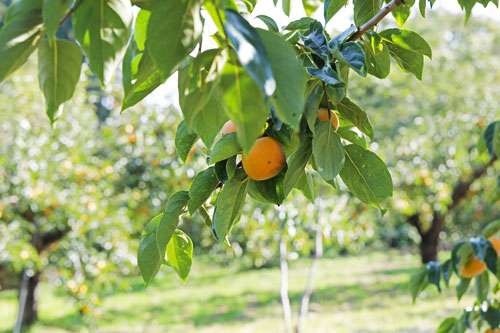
[[0, 59, 206, 322], [348, 12, 500, 247]]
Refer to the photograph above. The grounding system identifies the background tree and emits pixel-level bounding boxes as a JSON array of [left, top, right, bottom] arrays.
[[348, 12, 500, 263]]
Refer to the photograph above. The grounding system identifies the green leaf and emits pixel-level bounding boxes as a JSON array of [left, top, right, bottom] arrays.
[[37, 39, 82, 123], [303, 0, 321, 16], [226, 155, 237, 179], [166, 230, 193, 283], [299, 21, 330, 62], [147, 0, 202, 78], [224, 10, 276, 97], [380, 29, 432, 58], [341, 41, 367, 77], [391, 0, 415, 27], [122, 48, 163, 110], [178, 49, 228, 148], [257, 29, 306, 129], [256, 15, 279, 32], [480, 305, 500, 328], [284, 132, 313, 195], [380, 29, 431, 80], [197, 205, 212, 228], [385, 42, 423, 80], [175, 120, 199, 162], [73, 0, 132, 84], [307, 66, 344, 86], [437, 318, 458, 333], [122, 9, 163, 110], [410, 265, 428, 303], [470, 237, 498, 274], [178, 49, 227, 126], [0, 1, 43, 83], [329, 25, 357, 50], [482, 219, 500, 238], [456, 277, 471, 301], [213, 170, 249, 240], [325, 0, 348, 23], [156, 191, 190, 262], [138, 214, 162, 286], [210, 132, 242, 165], [441, 259, 452, 286], [353, 0, 381, 26], [340, 144, 393, 209], [483, 121, 500, 157], [294, 170, 314, 203], [43, 0, 71, 38], [475, 271, 489, 302], [312, 121, 345, 180], [214, 159, 229, 183], [282, 0, 291, 15], [219, 63, 267, 153], [284, 17, 315, 31], [337, 98, 374, 140], [188, 167, 220, 214], [419, 0, 426, 17], [337, 127, 367, 148], [361, 37, 390, 79], [426, 261, 441, 292], [304, 82, 322, 134], [248, 167, 286, 205]]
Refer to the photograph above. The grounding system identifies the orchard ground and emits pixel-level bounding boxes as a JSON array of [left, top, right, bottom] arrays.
[[0, 251, 472, 333]]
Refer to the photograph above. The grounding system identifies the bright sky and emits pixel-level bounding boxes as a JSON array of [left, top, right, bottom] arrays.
[[144, 0, 500, 110]]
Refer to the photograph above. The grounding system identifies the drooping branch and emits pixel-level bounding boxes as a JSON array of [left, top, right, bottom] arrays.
[[348, 0, 405, 42]]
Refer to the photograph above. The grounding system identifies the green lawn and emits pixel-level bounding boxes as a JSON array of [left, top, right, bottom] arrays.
[[0, 251, 473, 332]]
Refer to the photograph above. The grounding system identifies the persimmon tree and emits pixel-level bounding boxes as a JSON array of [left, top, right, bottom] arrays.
[[1, 0, 498, 319]]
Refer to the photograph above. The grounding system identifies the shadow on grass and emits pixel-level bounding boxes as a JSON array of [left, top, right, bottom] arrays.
[[1, 262, 419, 331]]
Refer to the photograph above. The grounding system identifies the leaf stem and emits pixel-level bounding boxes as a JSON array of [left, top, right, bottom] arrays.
[[321, 82, 331, 120], [348, 0, 405, 42]]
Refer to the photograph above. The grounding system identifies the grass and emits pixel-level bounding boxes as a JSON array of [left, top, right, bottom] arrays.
[[0, 250, 473, 332]]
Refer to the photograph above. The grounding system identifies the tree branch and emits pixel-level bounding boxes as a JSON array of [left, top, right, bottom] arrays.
[[447, 155, 497, 211], [407, 213, 423, 236], [407, 155, 497, 237], [279, 234, 292, 333], [296, 224, 323, 333], [41, 227, 70, 250], [348, 0, 405, 42]]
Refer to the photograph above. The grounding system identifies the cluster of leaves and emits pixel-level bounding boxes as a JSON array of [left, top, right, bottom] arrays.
[[410, 121, 500, 332], [0, 0, 497, 286]]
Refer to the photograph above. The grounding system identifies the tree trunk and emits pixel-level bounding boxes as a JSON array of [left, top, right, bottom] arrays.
[[279, 235, 292, 333], [21, 272, 39, 326], [419, 214, 445, 264], [419, 232, 439, 263]]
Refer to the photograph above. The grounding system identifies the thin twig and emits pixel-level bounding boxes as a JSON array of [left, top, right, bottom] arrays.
[[321, 82, 331, 119], [58, 0, 85, 29], [348, 0, 405, 42]]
